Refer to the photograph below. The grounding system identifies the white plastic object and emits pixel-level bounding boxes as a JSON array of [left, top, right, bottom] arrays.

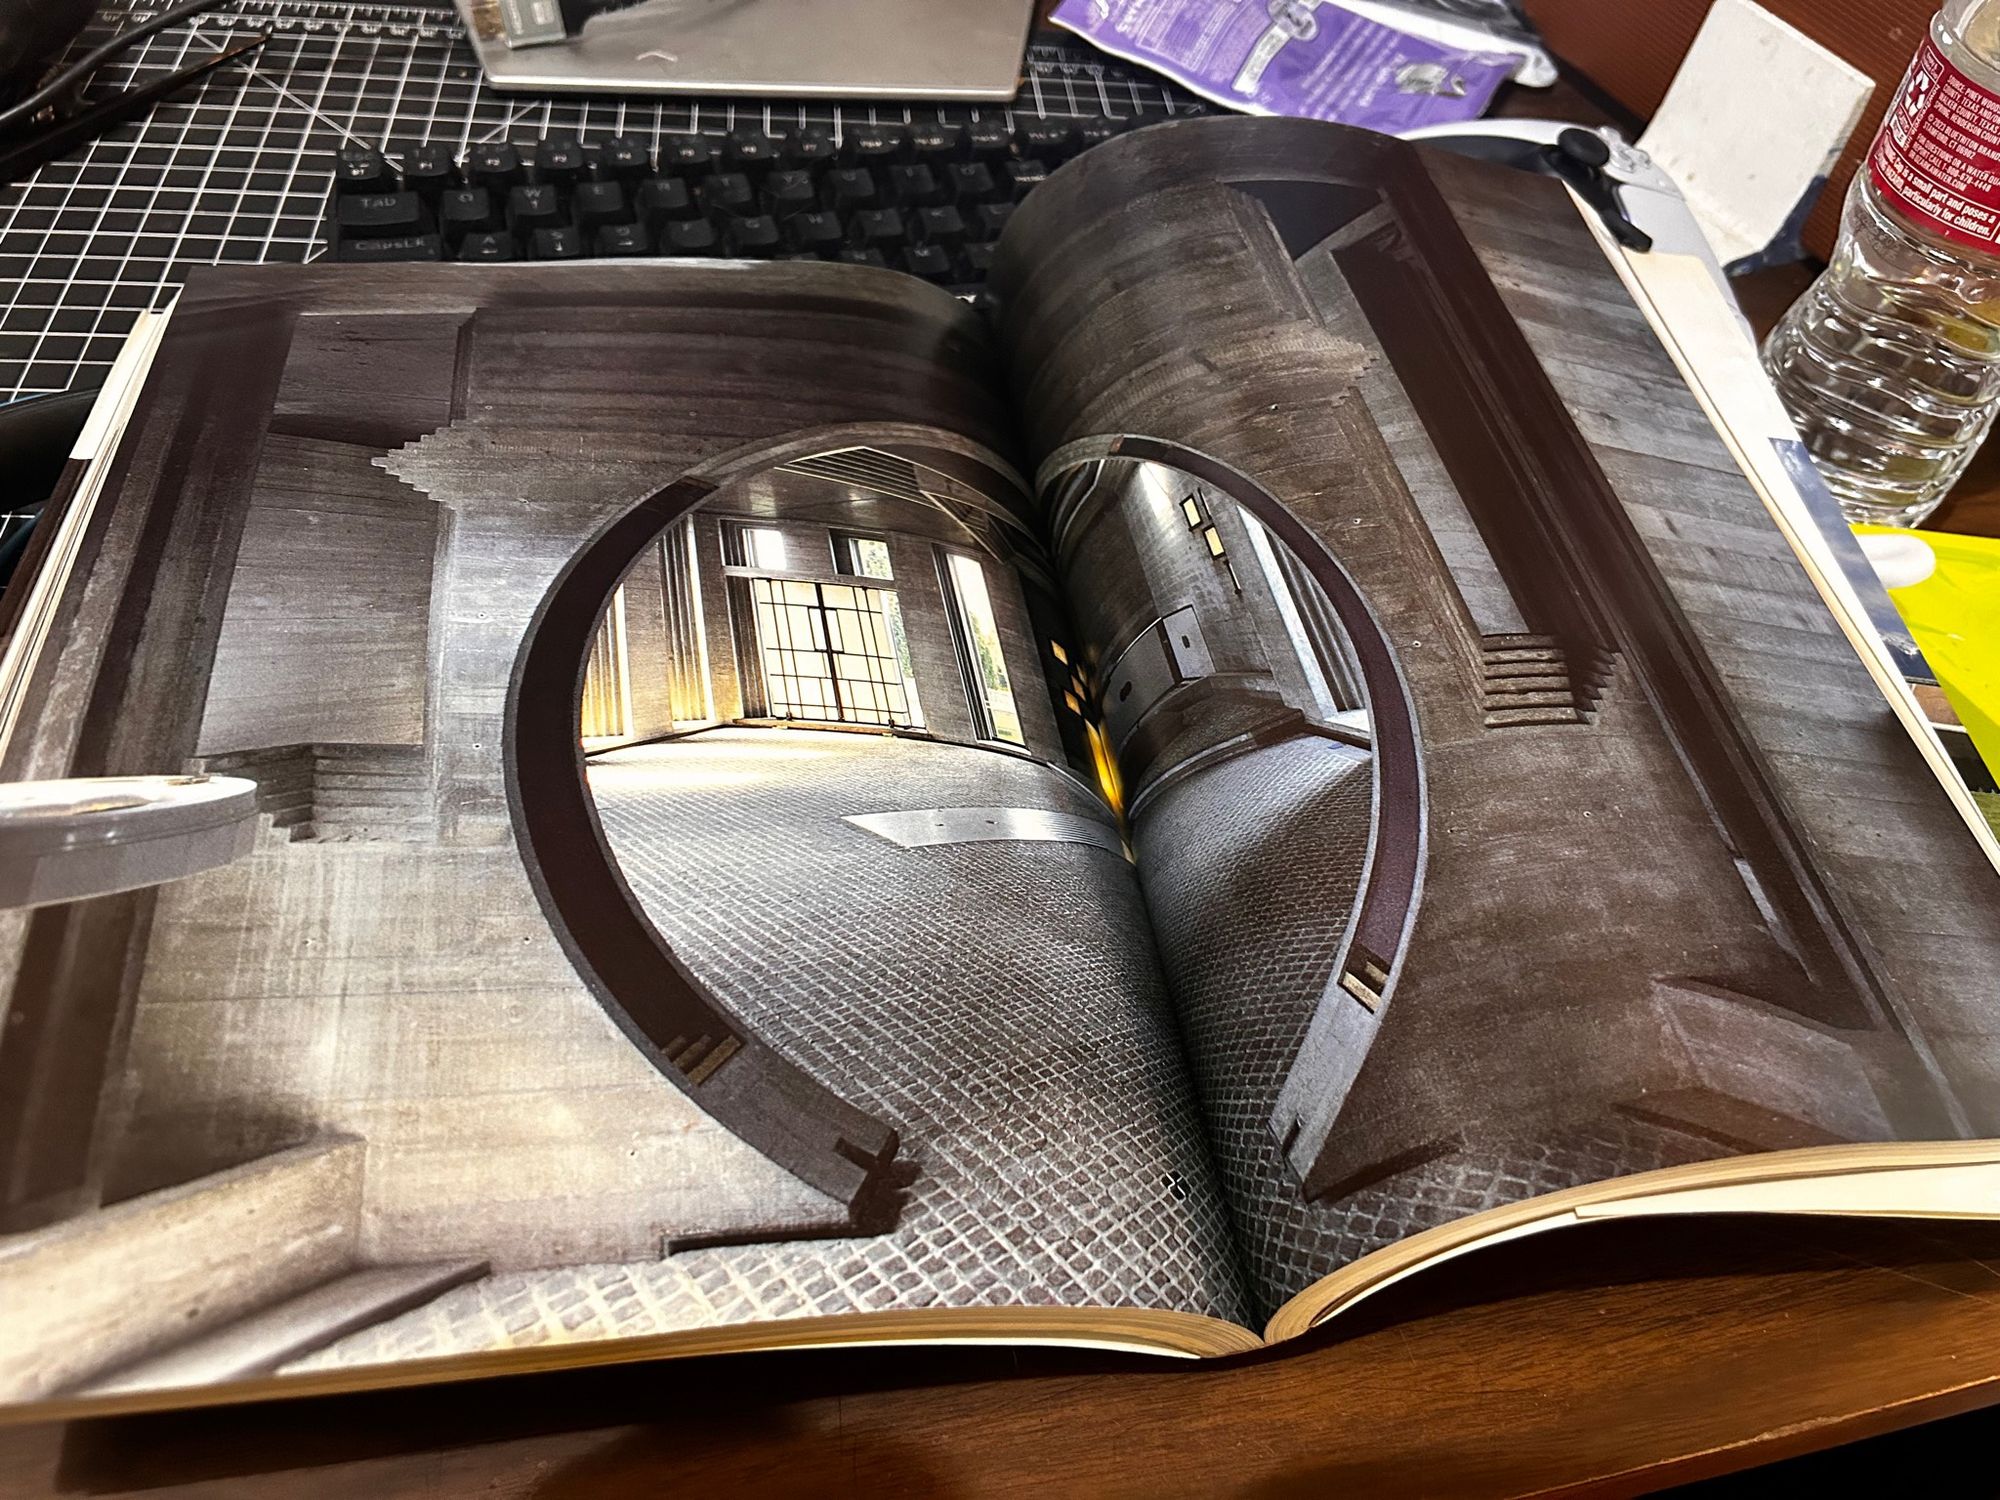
[[0, 774, 259, 908]]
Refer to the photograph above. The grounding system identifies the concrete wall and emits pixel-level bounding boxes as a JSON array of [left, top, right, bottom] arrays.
[[119, 319, 849, 1265], [617, 540, 678, 742], [195, 433, 438, 755], [999, 123, 1963, 1217], [693, 514, 746, 724], [1058, 459, 1333, 798], [885, 531, 979, 741]]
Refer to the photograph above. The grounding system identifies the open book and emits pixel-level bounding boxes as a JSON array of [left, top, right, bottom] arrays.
[[5, 115, 2000, 1418]]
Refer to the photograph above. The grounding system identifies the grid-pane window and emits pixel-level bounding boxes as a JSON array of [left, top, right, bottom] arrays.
[[749, 576, 922, 728], [942, 551, 1024, 746]]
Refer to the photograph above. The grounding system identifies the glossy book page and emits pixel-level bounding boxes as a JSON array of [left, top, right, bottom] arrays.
[[991, 115, 2000, 1323]]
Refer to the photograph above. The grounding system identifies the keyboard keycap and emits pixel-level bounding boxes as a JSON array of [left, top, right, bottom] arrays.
[[340, 232, 442, 262], [946, 162, 998, 205], [886, 165, 943, 207], [698, 171, 755, 219], [571, 180, 631, 232], [506, 184, 564, 238], [530, 226, 586, 260], [457, 230, 515, 262], [825, 167, 878, 212], [403, 144, 457, 198], [962, 121, 1012, 162], [594, 135, 652, 182], [438, 187, 497, 246], [1002, 160, 1049, 201], [1015, 122, 1074, 160], [783, 126, 836, 168], [532, 133, 587, 192], [660, 134, 716, 177], [721, 131, 780, 178], [466, 143, 524, 195], [337, 190, 425, 238], [913, 205, 966, 250], [335, 144, 395, 195], [1074, 119, 1128, 152], [849, 208, 907, 254], [905, 124, 959, 165], [970, 201, 1016, 240], [727, 214, 782, 256], [961, 242, 998, 280], [837, 247, 888, 269], [635, 177, 698, 232], [596, 223, 652, 256], [842, 127, 899, 168], [786, 210, 845, 256], [664, 219, 719, 255], [901, 244, 954, 283], [761, 169, 816, 219]]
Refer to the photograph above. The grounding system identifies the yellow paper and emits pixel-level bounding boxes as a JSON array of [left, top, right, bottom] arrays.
[[1857, 525, 2000, 778]]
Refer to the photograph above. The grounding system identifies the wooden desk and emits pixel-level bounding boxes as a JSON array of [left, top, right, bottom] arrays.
[[5, 1214, 2000, 1497]]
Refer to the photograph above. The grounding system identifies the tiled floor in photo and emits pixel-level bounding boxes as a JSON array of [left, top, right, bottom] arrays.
[[1138, 733, 1723, 1320], [295, 727, 1247, 1367]]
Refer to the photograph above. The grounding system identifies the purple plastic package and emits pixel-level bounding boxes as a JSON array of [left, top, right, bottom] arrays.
[[1050, 0, 1516, 134]]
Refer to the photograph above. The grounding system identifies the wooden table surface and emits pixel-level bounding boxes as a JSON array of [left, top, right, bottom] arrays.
[[6, 1214, 2000, 1497]]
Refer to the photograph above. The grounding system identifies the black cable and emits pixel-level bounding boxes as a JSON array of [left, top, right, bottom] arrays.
[[0, 0, 235, 137]]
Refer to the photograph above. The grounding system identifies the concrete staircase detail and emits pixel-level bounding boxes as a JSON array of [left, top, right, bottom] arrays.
[[193, 743, 435, 842], [1478, 634, 1616, 728]]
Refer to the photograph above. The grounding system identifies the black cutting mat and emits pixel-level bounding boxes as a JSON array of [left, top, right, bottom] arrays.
[[0, 1, 1206, 403]]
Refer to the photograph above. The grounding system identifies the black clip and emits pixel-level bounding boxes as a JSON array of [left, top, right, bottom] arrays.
[[1540, 127, 1653, 253]]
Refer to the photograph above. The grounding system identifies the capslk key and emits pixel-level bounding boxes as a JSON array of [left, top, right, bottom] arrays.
[[339, 233, 443, 262]]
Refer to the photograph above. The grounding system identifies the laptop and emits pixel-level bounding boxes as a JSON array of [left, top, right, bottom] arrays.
[[456, 0, 1039, 100]]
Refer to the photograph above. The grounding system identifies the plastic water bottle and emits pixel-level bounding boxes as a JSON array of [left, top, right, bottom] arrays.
[[1762, 0, 2000, 526]]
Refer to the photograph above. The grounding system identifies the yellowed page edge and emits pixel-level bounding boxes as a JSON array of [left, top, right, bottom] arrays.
[[4, 1303, 1260, 1427], [1265, 1138, 2000, 1343], [1576, 1159, 2000, 1220]]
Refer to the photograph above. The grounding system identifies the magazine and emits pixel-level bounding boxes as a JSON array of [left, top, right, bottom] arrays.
[[3, 113, 1999, 1418]]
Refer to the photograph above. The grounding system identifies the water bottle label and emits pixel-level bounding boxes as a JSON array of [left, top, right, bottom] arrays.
[[1870, 37, 2000, 250]]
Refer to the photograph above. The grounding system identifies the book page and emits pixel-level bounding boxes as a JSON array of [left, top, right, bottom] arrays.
[[993, 116, 2000, 1326], [0, 266, 1255, 1417], [1036, 451, 1395, 1319]]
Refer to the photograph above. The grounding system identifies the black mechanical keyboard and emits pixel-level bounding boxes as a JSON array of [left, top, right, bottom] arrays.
[[324, 116, 1149, 292]]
